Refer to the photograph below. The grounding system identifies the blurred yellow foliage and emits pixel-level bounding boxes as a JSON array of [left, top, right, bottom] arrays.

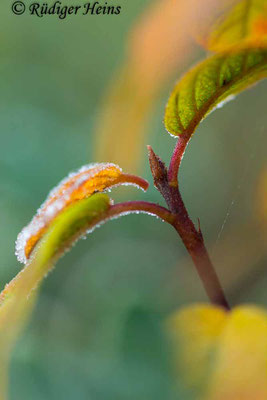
[[167, 304, 267, 399], [199, 0, 267, 52]]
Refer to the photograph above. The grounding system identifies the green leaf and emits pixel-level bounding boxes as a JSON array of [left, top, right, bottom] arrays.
[[0, 193, 111, 398], [33, 193, 111, 267], [202, 0, 267, 52], [164, 44, 267, 137]]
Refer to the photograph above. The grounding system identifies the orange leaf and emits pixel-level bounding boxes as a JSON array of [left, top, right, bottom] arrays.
[[15, 163, 148, 264]]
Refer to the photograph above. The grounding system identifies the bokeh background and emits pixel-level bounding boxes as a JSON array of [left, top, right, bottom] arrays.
[[0, 0, 266, 398]]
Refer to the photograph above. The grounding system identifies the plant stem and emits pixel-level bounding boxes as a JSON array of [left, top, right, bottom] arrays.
[[168, 133, 191, 188], [167, 136, 230, 310], [172, 216, 230, 309], [107, 201, 175, 226], [108, 198, 229, 309]]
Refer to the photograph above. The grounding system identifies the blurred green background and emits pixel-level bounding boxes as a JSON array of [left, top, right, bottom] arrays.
[[0, 0, 266, 398]]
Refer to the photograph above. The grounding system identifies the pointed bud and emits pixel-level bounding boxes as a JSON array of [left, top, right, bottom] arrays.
[[147, 145, 170, 198]]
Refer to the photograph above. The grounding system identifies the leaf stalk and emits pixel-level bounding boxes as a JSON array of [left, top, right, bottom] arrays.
[[107, 201, 175, 225]]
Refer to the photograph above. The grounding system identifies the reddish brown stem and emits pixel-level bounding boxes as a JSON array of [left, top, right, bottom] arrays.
[[168, 133, 191, 188], [107, 201, 175, 225], [172, 216, 229, 309], [166, 136, 230, 310]]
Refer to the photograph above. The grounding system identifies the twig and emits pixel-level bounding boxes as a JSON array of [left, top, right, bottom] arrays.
[[149, 136, 230, 310]]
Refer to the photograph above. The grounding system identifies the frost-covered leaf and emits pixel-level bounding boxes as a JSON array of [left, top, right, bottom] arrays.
[[16, 163, 148, 264], [1, 193, 111, 307], [201, 0, 267, 52], [164, 43, 267, 137]]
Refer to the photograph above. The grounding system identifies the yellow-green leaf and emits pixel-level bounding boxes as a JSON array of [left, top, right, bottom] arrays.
[[31, 193, 112, 267], [0, 193, 111, 398], [164, 43, 267, 137], [202, 0, 267, 52], [1, 193, 111, 307]]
